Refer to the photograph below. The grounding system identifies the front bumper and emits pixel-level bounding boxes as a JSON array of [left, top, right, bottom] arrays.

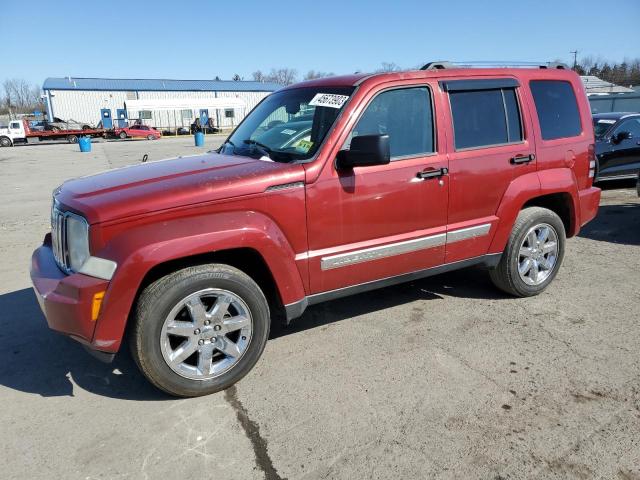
[[578, 186, 601, 226], [30, 238, 110, 348]]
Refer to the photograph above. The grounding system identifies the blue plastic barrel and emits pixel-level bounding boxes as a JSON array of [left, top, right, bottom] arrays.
[[78, 136, 92, 152], [194, 131, 205, 147]]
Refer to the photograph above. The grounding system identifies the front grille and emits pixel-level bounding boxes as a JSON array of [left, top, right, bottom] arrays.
[[51, 204, 71, 273]]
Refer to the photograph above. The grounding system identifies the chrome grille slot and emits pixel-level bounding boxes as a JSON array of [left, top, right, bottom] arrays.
[[51, 205, 71, 274]]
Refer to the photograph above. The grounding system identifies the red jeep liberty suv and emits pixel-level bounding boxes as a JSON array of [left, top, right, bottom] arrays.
[[31, 62, 601, 397]]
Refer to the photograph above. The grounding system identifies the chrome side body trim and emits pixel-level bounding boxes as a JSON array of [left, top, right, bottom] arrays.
[[320, 233, 446, 270], [284, 253, 502, 322], [446, 223, 491, 243], [319, 223, 492, 271]]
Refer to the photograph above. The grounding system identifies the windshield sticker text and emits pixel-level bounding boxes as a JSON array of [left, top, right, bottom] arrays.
[[295, 139, 314, 152], [309, 93, 349, 109]]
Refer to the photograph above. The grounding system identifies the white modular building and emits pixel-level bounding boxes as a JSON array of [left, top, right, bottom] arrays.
[[42, 77, 281, 131]]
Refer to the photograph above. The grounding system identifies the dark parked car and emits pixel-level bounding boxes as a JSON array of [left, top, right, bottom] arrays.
[[593, 113, 640, 182]]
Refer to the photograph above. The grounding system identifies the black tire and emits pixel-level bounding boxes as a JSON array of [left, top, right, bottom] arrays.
[[489, 207, 566, 297], [119, 131, 127, 139], [130, 264, 270, 397], [0, 136, 12, 147], [67, 134, 78, 144], [147, 134, 155, 140], [82, 125, 91, 130]]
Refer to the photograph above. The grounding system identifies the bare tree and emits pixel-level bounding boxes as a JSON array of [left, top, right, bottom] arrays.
[[265, 68, 298, 85], [1, 78, 44, 115], [376, 62, 402, 72], [303, 70, 335, 80], [573, 55, 640, 86], [252, 70, 266, 82], [232, 73, 243, 81]]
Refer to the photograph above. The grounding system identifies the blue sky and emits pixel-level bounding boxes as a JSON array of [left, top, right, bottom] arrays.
[[2, 0, 639, 86]]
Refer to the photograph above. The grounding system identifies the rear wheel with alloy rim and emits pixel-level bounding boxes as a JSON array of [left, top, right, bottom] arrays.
[[131, 264, 270, 397], [489, 207, 566, 297]]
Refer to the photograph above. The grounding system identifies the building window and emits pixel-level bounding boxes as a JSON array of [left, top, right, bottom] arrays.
[[139, 110, 152, 120], [126, 91, 137, 100], [181, 109, 193, 119], [224, 109, 235, 118]]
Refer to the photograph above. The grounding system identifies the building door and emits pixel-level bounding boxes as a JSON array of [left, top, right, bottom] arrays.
[[116, 109, 128, 128], [100, 109, 113, 129]]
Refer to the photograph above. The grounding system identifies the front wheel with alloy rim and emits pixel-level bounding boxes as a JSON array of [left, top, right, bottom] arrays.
[[489, 207, 566, 297], [0, 136, 12, 147], [131, 264, 270, 397]]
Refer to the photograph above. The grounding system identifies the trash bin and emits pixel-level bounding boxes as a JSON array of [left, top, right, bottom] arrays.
[[78, 136, 92, 153], [194, 131, 205, 147]]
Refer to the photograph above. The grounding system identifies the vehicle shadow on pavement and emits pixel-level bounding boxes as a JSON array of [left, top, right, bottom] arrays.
[[271, 266, 507, 339], [578, 202, 640, 246], [0, 288, 170, 400]]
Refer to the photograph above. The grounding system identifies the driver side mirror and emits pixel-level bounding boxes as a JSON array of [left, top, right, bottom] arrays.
[[612, 131, 632, 144], [336, 134, 390, 170]]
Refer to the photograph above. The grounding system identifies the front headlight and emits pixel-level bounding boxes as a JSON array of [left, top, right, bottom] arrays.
[[66, 213, 90, 271]]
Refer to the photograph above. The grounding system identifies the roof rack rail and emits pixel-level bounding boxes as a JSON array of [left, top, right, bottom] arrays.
[[420, 61, 570, 70], [421, 61, 455, 70]]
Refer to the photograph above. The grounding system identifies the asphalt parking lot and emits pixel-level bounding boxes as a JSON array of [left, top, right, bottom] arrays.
[[0, 137, 639, 480]]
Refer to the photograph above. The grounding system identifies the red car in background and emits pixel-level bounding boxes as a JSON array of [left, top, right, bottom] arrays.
[[115, 124, 161, 140]]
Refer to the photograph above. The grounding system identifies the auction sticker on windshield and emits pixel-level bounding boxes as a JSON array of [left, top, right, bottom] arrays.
[[309, 93, 349, 109]]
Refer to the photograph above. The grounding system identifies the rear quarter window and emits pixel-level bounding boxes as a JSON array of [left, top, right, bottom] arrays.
[[530, 80, 582, 140]]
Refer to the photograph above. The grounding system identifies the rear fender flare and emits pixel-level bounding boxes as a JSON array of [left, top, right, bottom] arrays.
[[489, 168, 580, 253]]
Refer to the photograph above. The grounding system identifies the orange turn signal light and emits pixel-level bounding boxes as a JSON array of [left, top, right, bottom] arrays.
[[91, 291, 105, 321]]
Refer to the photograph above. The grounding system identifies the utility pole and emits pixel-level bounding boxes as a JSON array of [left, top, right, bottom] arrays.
[[570, 50, 578, 70]]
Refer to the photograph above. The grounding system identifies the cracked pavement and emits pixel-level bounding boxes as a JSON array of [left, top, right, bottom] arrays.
[[0, 138, 639, 479]]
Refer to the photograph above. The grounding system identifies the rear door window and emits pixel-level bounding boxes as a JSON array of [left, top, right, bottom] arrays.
[[449, 88, 522, 149], [530, 80, 582, 140]]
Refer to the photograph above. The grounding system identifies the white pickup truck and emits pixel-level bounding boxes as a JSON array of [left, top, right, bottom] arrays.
[[0, 120, 25, 147]]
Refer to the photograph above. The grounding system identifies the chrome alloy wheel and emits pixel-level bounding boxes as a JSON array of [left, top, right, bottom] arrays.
[[517, 223, 559, 286], [160, 288, 253, 380]]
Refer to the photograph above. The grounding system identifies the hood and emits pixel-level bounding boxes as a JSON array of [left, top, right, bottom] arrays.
[[56, 152, 305, 224]]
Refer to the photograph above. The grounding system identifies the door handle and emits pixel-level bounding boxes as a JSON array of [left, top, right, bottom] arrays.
[[510, 154, 535, 164], [417, 167, 448, 179]]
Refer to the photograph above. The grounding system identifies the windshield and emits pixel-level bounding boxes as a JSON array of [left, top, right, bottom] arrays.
[[593, 118, 617, 137], [221, 86, 354, 162]]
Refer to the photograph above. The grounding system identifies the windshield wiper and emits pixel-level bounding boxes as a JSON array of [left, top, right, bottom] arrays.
[[243, 139, 272, 153]]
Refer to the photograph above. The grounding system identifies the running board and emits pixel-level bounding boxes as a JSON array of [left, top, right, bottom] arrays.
[[284, 253, 502, 322]]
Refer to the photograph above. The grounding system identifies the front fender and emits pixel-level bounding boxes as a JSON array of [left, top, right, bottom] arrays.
[[91, 211, 305, 352], [488, 168, 580, 253]]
